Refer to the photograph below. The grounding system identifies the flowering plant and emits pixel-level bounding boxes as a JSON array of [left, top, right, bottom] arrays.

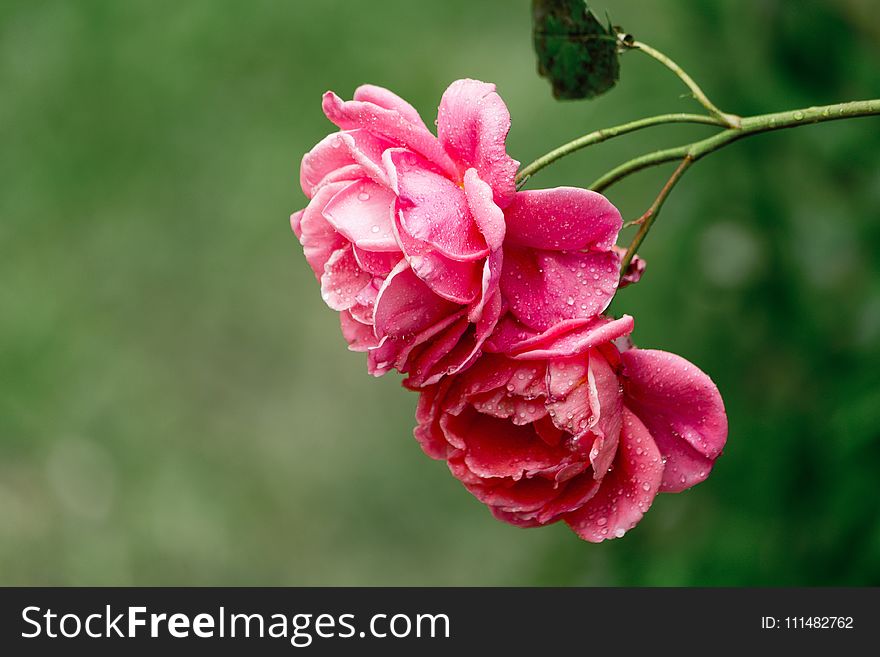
[[290, 1, 879, 541]]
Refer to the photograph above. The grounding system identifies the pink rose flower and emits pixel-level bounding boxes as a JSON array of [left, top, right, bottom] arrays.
[[414, 316, 728, 542], [291, 79, 517, 387], [292, 79, 624, 387]]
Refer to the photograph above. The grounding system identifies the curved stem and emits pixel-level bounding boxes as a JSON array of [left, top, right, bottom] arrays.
[[628, 40, 740, 128], [590, 143, 693, 192], [591, 98, 880, 193], [619, 156, 692, 277], [515, 113, 723, 188]]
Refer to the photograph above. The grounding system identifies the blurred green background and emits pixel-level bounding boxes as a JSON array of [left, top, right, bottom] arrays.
[[1, 0, 878, 586]]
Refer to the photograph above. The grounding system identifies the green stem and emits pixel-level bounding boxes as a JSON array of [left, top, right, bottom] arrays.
[[619, 156, 692, 276], [628, 40, 741, 128], [515, 113, 723, 188], [591, 98, 880, 193]]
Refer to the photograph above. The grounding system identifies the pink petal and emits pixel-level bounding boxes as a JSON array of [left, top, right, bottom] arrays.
[[339, 310, 380, 351], [533, 415, 565, 447], [290, 210, 304, 240], [565, 408, 664, 542], [320, 245, 372, 311], [475, 478, 561, 516], [299, 130, 391, 198], [504, 315, 635, 360], [402, 315, 470, 383], [505, 187, 622, 252], [436, 79, 519, 207], [547, 351, 622, 478], [440, 407, 476, 451], [614, 245, 646, 288], [500, 247, 621, 332], [470, 387, 516, 419], [322, 179, 398, 252], [473, 477, 560, 516], [511, 397, 548, 425], [402, 293, 502, 389], [322, 91, 458, 179], [443, 353, 519, 404], [413, 385, 451, 460], [299, 133, 358, 199], [352, 247, 401, 276], [373, 261, 457, 339], [620, 349, 728, 492], [532, 475, 602, 525], [349, 277, 380, 324], [546, 356, 590, 405], [462, 415, 566, 480], [368, 310, 464, 378], [353, 84, 427, 128], [468, 249, 503, 324], [388, 150, 489, 262], [406, 250, 482, 305], [297, 182, 349, 278], [585, 352, 623, 478], [464, 168, 505, 251]]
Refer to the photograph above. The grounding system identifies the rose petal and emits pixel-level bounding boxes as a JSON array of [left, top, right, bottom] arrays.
[[299, 130, 392, 198], [476, 477, 561, 517], [349, 277, 380, 324], [464, 168, 505, 251], [500, 247, 620, 332], [547, 351, 622, 478], [290, 210, 304, 240], [462, 414, 566, 480], [436, 79, 519, 207], [402, 315, 470, 385], [414, 384, 451, 460], [353, 84, 427, 128], [322, 179, 398, 252], [297, 181, 349, 278], [505, 187, 622, 252], [339, 309, 380, 351], [507, 315, 635, 361], [352, 247, 401, 276], [439, 353, 517, 412], [387, 150, 489, 262], [320, 245, 372, 311], [368, 310, 464, 378], [620, 348, 728, 492], [402, 293, 501, 389], [406, 249, 482, 305], [322, 91, 457, 178], [534, 474, 601, 524], [373, 261, 458, 339], [565, 408, 664, 542]]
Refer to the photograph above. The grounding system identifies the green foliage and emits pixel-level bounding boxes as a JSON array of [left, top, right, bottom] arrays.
[[532, 0, 620, 99]]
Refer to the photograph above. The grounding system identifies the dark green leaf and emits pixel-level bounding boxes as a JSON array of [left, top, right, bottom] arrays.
[[532, 0, 620, 100]]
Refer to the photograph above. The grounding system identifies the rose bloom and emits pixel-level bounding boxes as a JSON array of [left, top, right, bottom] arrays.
[[414, 316, 727, 541], [292, 79, 622, 387]]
